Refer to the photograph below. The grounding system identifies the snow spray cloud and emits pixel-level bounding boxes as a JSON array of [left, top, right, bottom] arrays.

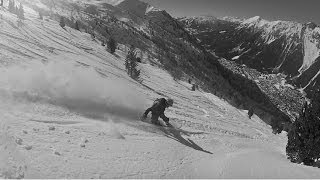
[[0, 61, 146, 120]]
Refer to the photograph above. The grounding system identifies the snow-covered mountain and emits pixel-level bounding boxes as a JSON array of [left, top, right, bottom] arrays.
[[115, 0, 161, 15], [17, 0, 305, 127], [0, 0, 317, 178], [179, 16, 320, 97]]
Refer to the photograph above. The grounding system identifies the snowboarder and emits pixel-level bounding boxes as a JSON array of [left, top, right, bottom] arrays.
[[141, 98, 174, 126]]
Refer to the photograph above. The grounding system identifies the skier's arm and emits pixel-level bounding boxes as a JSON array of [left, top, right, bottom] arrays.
[[143, 100, 160, 117], [143, 103, 157, 117], [143, 108, 152, 117]]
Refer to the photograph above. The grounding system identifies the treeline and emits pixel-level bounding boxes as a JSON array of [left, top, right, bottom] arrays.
[[287, 89, 320, 166], [6, 0, 24, 19]]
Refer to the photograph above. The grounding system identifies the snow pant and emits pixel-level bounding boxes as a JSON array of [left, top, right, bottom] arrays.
[[151, 113, 169, 125], [151, 114, 161, 124]]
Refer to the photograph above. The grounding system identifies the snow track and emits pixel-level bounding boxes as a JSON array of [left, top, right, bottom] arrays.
[[1, 5, 320, 179]]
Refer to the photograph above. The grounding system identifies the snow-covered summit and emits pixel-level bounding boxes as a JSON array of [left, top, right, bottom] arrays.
[[243, 16, 262, 24], [192, 15, 218, 22], [178, 16, 219, 31], [113, 0, 159, 16], [239, 16, 301, 33], [179, 16, 218, 24], [220, 16, 243, 23], [305, 21, 318, 29]]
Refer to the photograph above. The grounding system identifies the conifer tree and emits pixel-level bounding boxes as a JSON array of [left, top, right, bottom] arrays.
[[18, 3, 24, 20], [107, 37, 116, 54], [287, 89, 320, 165], [75, 21, 79, 30], [39, 11, 43, 20], [59, 16, 65, 28], [125, 46, 141, 81], [8, 0, 15, 13], [15, 5, 18, 15]]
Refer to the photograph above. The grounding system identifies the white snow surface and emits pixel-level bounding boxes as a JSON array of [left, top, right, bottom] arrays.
[[299, 27, 320, 73], [220, 16, 243, 22], [1, 6, 320, 179]]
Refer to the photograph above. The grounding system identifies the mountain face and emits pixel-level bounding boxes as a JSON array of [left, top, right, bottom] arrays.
[[27, 0, 306, 128], [3, 3, 320, 177], [179, 16, 320, 97], [112, 4, 303, 124], [115, 0, 160, 16]]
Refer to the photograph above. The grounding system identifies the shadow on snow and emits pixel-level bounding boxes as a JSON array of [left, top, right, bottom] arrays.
[[126, 120, 213, 154], [159, 126, 213, 154]]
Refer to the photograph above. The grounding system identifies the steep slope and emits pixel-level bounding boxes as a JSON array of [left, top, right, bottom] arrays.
[[26, 0, 303, 128], [179, 16, 320, 97], [2, 5, 320, 179]]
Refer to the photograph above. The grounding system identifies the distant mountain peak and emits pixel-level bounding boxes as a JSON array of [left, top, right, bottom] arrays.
[[242, 16, 264, 25], [113, 0, 159, 16], [178, 16, 218, 26], [220, 16, 243, 22], [305, 22, 318, 29], [198, 15, 218, 20]]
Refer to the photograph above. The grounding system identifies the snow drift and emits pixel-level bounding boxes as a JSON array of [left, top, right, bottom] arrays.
[[0, 123, 27, 179], [0, 61, 146, 120]]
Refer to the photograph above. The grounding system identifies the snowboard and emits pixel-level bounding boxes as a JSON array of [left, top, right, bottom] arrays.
[[140, 116, 182, 129]]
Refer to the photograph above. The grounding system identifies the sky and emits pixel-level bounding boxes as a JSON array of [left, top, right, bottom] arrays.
[[141, 0, 320, 24]]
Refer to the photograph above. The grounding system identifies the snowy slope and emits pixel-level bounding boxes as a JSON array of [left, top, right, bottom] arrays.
[[2, 4, 320, 179]]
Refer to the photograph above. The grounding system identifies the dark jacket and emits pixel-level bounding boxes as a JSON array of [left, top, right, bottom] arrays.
[[143, 98, 169, 122]]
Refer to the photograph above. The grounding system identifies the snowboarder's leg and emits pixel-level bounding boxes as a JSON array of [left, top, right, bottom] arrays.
[[151, 114, 161, 126], [160, 114, 170, 126]]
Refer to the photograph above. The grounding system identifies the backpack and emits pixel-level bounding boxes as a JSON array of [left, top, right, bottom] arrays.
[[152, 98, 166, 107]]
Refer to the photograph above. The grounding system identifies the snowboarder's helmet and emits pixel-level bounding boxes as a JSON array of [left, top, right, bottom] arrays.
[[166, 98, 174, 107]]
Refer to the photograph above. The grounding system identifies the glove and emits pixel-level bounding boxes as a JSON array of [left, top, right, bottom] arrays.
[[164, 118, 170, 125], [165, 121, 170, 126]]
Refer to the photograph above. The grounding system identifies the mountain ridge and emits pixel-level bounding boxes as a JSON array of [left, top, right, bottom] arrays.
[[179, 15, 320, 97]]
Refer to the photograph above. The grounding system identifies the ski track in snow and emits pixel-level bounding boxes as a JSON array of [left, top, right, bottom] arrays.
[[1, 5, 320, 179]]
